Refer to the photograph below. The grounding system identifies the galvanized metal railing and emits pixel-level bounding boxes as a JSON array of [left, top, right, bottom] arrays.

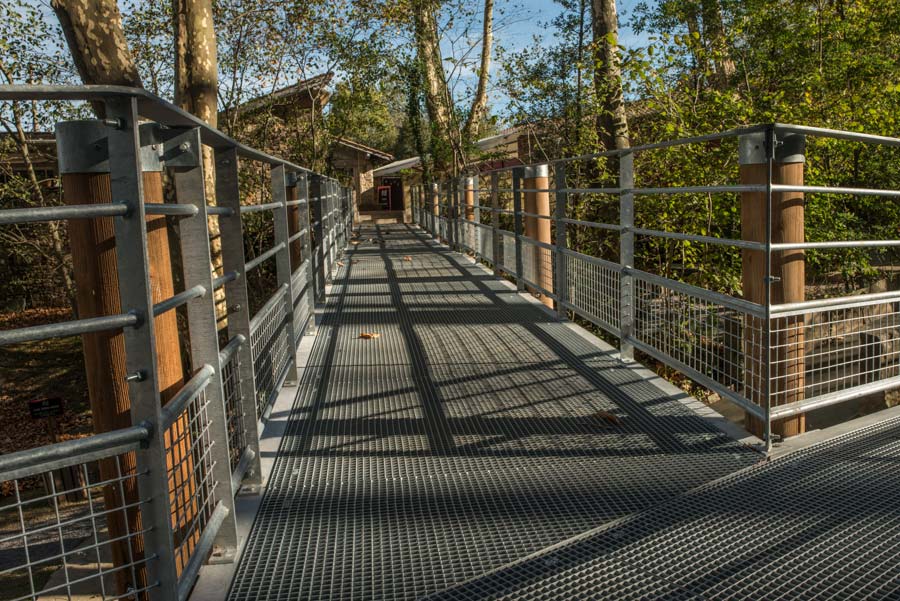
[[0, 85, 350, 601], [412, 123, 900, 450]]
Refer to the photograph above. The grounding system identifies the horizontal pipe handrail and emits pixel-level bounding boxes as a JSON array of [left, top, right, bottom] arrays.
[[626, 267, 766, 318], [771, 239, 900, 251], [219, 333, 246, 366], [146, 203, 198, 217], [0, 424, 150, 481], [0, 203, 127, 225], [249, 283, 290, 333], [177, 501, 229, 601], [212, 270, 240, 290], [770, 184, 900, 198], [206, 205, 235, 217], [288, 228, 307, 244], [562, 218, 622, 231], [152, 284, 207, 317], [245, 242, 285, 272], [629, 227, 765, 250], [0, 312, 139, 346], [770, 289, 900, 317], [160, 363, 215, 431], [240, 201, 285, 214]]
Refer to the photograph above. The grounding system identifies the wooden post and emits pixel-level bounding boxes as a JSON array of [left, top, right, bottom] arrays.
[[523, 165, 553, 307], [56, 120, 187, 594], [740, 130, 806, 440]]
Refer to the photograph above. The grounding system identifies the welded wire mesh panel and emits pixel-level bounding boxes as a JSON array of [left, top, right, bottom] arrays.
[[250, 289, 292, 420], [164, 387, 217, 578], [632, 273, 764, 409], [221, 350, 246, 474], [520, 238, 555, 297], [772, 298, 900, 409], [565, 252, 620, 335], [499, 231, 516, 274], [0, 444, 155, 601], [477, 223, 493, 262], [291, 261, 312, 339]]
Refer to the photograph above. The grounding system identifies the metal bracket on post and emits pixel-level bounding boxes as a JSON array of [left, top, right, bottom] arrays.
[[101, 98, 180, 600], [619, 151, 635, 362], [170, 126, 240, 564], [214, 147, 263, 491], [554, 164, 569, 319], [271, 165, 300, 387], [512, 166, 525, 291]]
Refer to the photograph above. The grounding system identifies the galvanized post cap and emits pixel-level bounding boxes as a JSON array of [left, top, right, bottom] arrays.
[[523, 164, 549, 179], [55, 120, 165, 173], [738, 130, 806, 165]]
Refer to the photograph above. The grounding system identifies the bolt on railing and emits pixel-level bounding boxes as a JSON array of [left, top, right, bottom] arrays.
[[416, 123, 900, 452], [0, 84, 352, 601]]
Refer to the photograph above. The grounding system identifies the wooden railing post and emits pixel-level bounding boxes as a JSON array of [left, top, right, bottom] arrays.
[[740, 128, 807, 441]]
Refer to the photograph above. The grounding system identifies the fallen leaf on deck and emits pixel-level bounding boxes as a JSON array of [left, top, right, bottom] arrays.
[[402, 256, 412, 262], [359, 332, 381, 339], [593, 411, 621, 426], [350, 240, 360, 245], [337, 261, 345, 267]]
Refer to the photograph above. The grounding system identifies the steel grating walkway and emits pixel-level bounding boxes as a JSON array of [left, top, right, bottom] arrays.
[[226, 224, 761, 600], [429, 414, 900, 600]]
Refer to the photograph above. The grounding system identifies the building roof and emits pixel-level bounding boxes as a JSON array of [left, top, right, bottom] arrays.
[[333, 137, 393, 163], [221, 72, 334, 117]]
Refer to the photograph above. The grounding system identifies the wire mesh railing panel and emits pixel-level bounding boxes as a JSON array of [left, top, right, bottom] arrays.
[[221, 351, 246, 475], [565, 251, 620, 335], [631, 273, 765, 413], [476, 222, 493, 263], [0, 440, 155, 601], [772, 298, 900, 411], [290, 262, 312, 339], [519, 238, 555, 298], [499, 231, 516, 274], [163, 387, 217, 579], [249, 289, 292, 420]]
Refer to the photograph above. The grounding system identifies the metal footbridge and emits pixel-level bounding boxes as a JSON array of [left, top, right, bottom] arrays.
[[2, 85, 900, 601]]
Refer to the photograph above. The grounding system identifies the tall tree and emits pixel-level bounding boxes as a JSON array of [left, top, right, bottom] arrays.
[[700, 0, 734, 89], [591, 0, 629, 150], [411, 0, 494, 175], [174, 0, 219, 127]]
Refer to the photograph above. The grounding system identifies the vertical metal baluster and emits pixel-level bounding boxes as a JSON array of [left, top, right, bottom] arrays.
[[491, 172, 501, 276], [214, 147, 263, 491], [103, 98, 180, 600], [764, 125, 775, 452], [554, 164, 569, 319], [311, 174, 327, 303], [472, 177, 481, 259], [170, 126, 240, 562], [619, 151, 635, 361], [271, 165, 300, 386], [513, 166, 525, 291], [299, 173, 317, 334]]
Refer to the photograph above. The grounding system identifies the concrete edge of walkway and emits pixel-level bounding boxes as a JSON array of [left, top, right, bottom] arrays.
[[188, 296, 332, 601]]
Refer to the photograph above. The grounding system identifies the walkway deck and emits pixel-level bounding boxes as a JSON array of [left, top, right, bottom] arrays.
[[226, 224, 761, 600]]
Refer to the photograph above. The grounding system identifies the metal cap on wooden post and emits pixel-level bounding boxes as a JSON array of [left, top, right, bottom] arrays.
[[739, 128, 807, 441]]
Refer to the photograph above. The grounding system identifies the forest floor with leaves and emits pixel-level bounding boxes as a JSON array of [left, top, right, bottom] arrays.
[[0, 308, 92, 469]]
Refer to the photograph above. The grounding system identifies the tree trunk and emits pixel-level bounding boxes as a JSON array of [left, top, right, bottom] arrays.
[[700, 0, 735, 89], [591, 0, 630, 151], [173, 0, 227, 329], [462, 0, 494, 142], [51, 0, 142, 116]]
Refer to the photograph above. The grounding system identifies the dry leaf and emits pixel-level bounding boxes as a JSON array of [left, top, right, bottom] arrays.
[[337, 261, 345, 267], [359, 332, 381, 339], [402, 256, 412, 262], [593, 411, 621, 426], [350, 240, 360, 246]]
